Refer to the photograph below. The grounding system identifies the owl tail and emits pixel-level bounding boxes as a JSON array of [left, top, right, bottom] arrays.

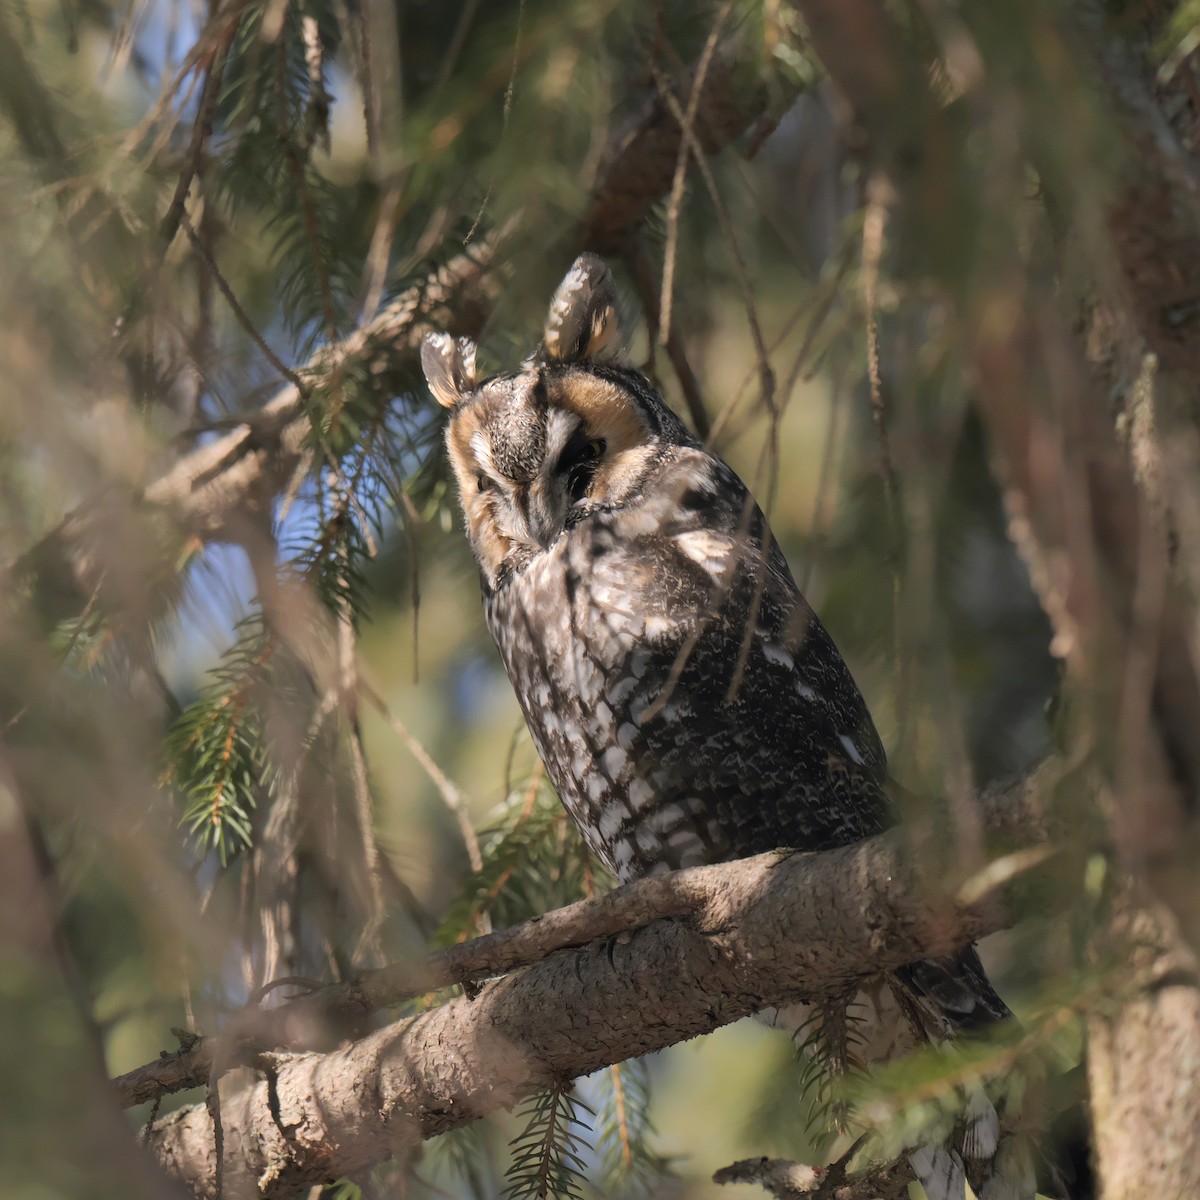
[[895, 949, 1092, 1200], [908, 1093, 1039, 1200], [906, 1081, 1037, 1200], [892, 949, 1026, 1199], [905, 1088, 1092, 1200], [909, 1143, 968, 1200]]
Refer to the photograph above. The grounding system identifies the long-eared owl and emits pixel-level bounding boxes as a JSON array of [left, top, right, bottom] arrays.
[[422, 256, 1041, 1200]]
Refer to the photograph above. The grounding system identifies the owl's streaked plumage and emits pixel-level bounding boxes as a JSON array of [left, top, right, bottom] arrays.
[[422, 256, 1038, 1200]]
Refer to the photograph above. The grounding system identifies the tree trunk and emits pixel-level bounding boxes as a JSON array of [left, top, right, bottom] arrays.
[[1087, 889, 1200, 1197]]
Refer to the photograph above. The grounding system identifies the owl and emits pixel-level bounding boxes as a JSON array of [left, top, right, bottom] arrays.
[[422, 256, 1045, 1200]]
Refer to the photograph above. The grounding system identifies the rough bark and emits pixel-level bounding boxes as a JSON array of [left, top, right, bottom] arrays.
[[577, 42, 775, 254], [1086, 891, 1200, 1197], [140, 770, 1052, 1198], [113, 845, 706, 1109], [1043, 16, 1200, 1200]]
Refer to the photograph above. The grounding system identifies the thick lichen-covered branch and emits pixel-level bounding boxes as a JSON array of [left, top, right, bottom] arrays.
[[140, 769, 1054, 1199]]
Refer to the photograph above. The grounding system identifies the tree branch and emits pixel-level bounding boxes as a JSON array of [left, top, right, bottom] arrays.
[[786, 8, 1200, 1197], [113, 840, 708, 1109], [139, 768, 1055, 1198], [713, 1153, 913, 1200], [1064, 0, 1200, 378], [14, 37, 784, 623], [579, 41, 775, 255]]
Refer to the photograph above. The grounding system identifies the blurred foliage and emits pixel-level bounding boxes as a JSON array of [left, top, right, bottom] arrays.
[[0, 0, 1173, 1196]]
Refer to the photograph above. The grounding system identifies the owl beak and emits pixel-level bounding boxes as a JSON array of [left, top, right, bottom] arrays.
[[525, 484, 563, 550]]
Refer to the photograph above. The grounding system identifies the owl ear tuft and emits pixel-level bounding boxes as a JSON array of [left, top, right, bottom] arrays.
[[421, 333, 478, 409], [543, 254, 622, 363]]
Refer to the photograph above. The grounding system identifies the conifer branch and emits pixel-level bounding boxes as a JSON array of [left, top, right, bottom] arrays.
[[12, 36, 788, 622], [134, 768, 1059, 1197], [787, 0, 1200, 934]]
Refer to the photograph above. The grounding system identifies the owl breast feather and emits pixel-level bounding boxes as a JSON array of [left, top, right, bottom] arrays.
[[483, 495, 894, 883]]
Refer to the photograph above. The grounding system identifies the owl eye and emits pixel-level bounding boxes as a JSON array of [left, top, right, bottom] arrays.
[[476, 473, 492, 494], [558, 436, 606, 504]]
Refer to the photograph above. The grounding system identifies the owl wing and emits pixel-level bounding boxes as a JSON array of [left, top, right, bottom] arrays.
[[584, 452, 1015, 1022], [576, 453, 897, 869]]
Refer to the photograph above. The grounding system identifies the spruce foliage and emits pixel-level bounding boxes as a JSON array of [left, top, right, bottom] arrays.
[[503, 1084, 594, 1200]]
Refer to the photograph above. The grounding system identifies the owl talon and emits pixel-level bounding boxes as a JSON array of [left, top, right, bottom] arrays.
[[603, 933, 622, 970]]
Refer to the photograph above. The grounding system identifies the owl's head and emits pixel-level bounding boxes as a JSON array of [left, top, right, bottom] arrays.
[[422, 255, 693, 589]]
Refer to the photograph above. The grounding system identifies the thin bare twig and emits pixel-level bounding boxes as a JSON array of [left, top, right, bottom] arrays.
[[578, 40, 773, 253], [711, 244, 857, 455], [113, 5, 243, 164], [159, 22, 235, 246], [435, 0, 482, 93], [395, 489, 423, 684], [861, 176, 896, 502], [359, 677, 483, 875], [358, 180, 405, 323], [859, 175, 907, 753], [627, 244, 710, 438], [250, 976, 323, 1005], [463, 0, 525, 245], [17, 41, 783, 640], [341, 608, 386, 962], [648, 60, 775, 415], [301, 14, 331, 152], [127, 768, 1057, 1198], [799, 365, 847, 595], [102, 0, 145, 83], [179, 211, 309, 396], [659, 3, 733, 343]]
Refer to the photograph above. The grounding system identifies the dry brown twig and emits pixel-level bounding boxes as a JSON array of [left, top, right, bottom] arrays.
[[359, 677, 484, 877], [649, 56, 776, 415], [626, 244, 710, 438], [158, 21, 237, 249], [659, 3, 733, 343], [784, 5, 1200, 1197], [713, 1152, 913, 1200]]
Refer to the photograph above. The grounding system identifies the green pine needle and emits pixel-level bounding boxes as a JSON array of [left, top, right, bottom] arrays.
[[165, 613, 278, 865], [435, 773, 608, 947], [504, 1083, 594, 1200]]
